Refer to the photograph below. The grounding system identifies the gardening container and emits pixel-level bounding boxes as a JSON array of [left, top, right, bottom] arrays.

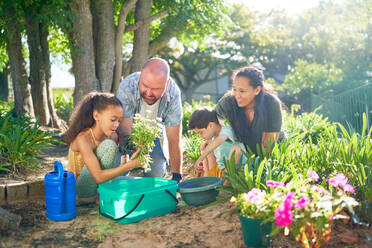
[[178, 176, 223, 206], [359, 200, 372, 223], [238, 214, 272, 248], [44, 161, 76, 221], [98, 177, 178, 224]]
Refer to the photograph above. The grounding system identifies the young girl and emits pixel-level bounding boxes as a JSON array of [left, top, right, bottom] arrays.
[[64, 91, 142, 199]]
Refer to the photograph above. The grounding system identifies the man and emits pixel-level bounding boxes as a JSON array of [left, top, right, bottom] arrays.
[[116, 57, 183, 182]]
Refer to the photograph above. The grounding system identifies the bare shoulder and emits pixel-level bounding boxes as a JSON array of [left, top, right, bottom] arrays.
[[70, 129, 94, 152]]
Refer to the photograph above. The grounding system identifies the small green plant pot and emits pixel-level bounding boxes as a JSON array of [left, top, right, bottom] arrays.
[[358, 200, 372, 223], [178, 177, 223, 206], [238, 214, 272, 248]]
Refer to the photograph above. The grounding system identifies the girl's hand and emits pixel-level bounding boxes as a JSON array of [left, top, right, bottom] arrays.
[[130, 148, 144, 169], [120, 155, 127, 164], [130, 148, 141, 160]]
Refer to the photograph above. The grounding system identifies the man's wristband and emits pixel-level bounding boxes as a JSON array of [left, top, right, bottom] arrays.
[[171, 172, 182, 183]]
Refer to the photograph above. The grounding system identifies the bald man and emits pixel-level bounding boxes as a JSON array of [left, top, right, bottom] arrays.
[[116, 58, 183, 182]]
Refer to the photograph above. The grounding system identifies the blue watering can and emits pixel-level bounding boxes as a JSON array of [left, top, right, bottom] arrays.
[[44, 161, 76, 221]]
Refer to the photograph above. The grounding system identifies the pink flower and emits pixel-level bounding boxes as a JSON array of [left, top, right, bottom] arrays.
[[275, 205, 293, 227], [295, 197, 310, 209], [342, 184, 355, 194], [308, 170, 319, 182], [266, 180, 285, 188], [328, 173, 348, 188], [245, 188, 265, 204], [283, 191, 295, 209], [312, 185, 329, 194], [272, 192, 282, 201]]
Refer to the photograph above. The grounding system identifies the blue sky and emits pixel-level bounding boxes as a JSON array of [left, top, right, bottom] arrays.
[[51, 0, 336, 88]]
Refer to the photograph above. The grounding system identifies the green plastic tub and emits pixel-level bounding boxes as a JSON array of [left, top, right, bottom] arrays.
[[178, 176, 224, 206], [98, 177, 178, 224]]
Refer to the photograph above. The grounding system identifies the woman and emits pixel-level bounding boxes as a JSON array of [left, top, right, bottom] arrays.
[[215, 66, 282, 154]]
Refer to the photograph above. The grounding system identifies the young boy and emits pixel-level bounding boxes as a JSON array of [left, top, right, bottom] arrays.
[[188, 108, 244, 178]]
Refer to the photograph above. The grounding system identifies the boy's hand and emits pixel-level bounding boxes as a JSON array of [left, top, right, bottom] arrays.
[[195, 157, 202, 168], [200, 140, 210, 151]]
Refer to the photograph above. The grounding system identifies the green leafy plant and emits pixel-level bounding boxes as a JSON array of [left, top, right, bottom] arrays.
[[183, 133, 203, 162], [0, 111, 60, 174], [0, 100, 13, 113], [53, 92, 73, 122], [324, 113, 372, 202], [282, 106, 335, 144], [221, 152, 290, 196], [130, 114, 162, 172]]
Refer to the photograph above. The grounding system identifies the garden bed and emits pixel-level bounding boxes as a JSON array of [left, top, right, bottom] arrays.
[[0, 139, 372, 247]]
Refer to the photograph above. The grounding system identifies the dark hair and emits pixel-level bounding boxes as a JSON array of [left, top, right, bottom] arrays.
[[188, 108, 219, 130], [64, 91, 122, 143]]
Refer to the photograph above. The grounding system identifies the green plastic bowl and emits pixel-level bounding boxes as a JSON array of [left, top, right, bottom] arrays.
[[178, 176, 224, 206]]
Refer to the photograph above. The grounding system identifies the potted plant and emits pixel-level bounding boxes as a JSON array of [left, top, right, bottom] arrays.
[[232, 187, 278, 248], [234, 171, 358, 248]]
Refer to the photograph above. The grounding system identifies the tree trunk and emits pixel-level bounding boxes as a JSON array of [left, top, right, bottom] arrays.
[[184, 81, 196, 103], [130, 0, 152, 73], [4, 11, 34, 117], [112, 0, 138, 93], [71, 0, 98, 105], [25, 8, 50, 125], [91, 0, 115, 92], [0, 66, 9, 101], [40, 22, 67, 130]]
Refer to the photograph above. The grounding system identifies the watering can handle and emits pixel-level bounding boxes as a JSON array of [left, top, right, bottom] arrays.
[[54, 161, 64, 181]]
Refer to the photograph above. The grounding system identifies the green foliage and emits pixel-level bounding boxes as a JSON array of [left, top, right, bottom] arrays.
[[282, 106, 335, 144], [0, 110, 60, 174], [183, 133, 203, 162], [182, 100, 215, 136], [278, 60, 343, 96], [222, 110, 372, 204], [221, 152, 290, 197], [0, 100, 13, 113], [53, 88, 73, 122], [130, 114, 162, 172], [153, 0, 231, 46]]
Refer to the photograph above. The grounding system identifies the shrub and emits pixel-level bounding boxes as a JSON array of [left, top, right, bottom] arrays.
[[0, 110, 59, 174], [282, 106, 335, 144], [0, 100, 13, 113], [54, 92, 73, 122]]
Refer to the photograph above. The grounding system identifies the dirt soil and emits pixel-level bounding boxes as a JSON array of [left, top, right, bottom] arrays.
[[1, 132, 372, 248]]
